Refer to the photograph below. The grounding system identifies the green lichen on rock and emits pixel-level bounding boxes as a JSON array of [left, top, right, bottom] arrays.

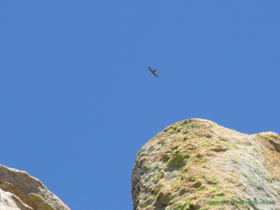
[[23, 194, 54, 210], [162, 154, 170, 162], [167, 154, 185, 167], [139, 196, 155, 208], [207, 177, 219, 185], [0, 182, 54, 210], [173, 197, 193, 210], [179, 189, 186, 196], [194, 180, 202, 188]]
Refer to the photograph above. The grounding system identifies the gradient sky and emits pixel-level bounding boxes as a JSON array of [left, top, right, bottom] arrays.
[[0, 1, 279, 209]]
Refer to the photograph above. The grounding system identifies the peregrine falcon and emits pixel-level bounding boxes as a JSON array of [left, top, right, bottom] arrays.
[[148, 66, 158, 77]]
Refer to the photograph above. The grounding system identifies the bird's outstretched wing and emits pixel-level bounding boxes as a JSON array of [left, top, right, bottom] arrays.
[[153, 71, 158, 77], [148, 66, 158, 77]]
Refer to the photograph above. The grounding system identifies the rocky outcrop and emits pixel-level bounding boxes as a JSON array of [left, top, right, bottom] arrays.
[[131, 119, 280, 210], [0, 165, 70, 210]]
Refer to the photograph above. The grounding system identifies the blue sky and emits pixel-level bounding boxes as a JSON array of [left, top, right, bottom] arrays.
[[0, 1, 279, 209]]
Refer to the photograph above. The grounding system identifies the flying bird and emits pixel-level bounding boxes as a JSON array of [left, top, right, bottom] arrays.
[[148, 66, 158, 77]]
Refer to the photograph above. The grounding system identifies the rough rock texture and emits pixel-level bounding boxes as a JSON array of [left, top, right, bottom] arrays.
[[131, 119, 280, 210], [0, 165, 70, 210]]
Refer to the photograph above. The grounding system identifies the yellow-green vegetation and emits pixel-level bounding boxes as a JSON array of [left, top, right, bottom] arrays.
[[219, 136, 228, 141], [0, 182, 54, 210], [139, 157, 147, 165], [172, 145, 180, 150], [206, 177, 219, 185], [167, 154, 185, 167], [179, 189, 186, 196], [137, 148, 144, 155], [171, 179, 183, 190], [157, 180, 166, 188], [210, 191, 225, 199], [164, 119, 211, 136], [139, 196, 155, 208], [23, 194, 54, 210], [172, 197, 193, 210], [194, 180, 202, 188], [265, 176, 275, 183], [162, 154, 170, 162], [188, 175, 197, 182], [155, 191, 173, 207], [262, 133, 280, 152]]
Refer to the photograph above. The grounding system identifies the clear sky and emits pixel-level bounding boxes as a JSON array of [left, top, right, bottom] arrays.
[[0, 1, 279, 209]]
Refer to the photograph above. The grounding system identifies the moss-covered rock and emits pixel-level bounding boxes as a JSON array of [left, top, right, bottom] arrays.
[[132, 118, 280, 210]]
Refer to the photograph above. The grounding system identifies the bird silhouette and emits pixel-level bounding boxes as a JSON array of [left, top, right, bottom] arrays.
[[148, 66, 158, 77]]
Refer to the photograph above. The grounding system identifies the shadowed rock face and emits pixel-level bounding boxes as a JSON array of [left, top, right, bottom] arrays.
[[131, 119, 280, 210], [0, 165, 70, 210]]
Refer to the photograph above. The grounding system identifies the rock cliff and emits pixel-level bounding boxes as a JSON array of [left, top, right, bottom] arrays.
[[131, 119, 280, 210], [0, 165, 70, 210]]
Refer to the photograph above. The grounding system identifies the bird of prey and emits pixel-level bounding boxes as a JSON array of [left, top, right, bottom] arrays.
[[148, 66, 158, 77]]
